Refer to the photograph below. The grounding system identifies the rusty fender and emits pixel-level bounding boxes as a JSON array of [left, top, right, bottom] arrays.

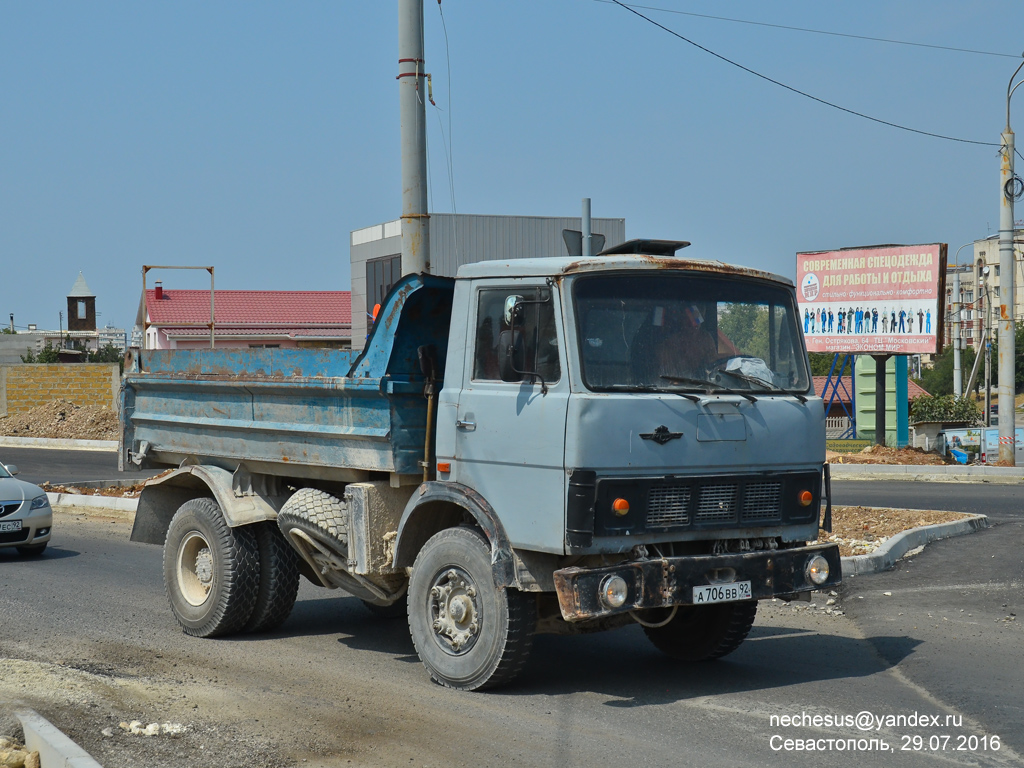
[[552, 543, 842, 622]]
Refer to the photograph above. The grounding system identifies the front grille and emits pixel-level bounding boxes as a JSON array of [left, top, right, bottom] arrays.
[[0, 502, 21, 519], [0, 531, 28, 544], [696, 484, 738, 523], [741, 482, 782, 522], [647, 486, 691, 528]]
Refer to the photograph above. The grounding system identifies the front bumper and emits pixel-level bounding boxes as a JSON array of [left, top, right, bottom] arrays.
[[553, 543, 841, 622]]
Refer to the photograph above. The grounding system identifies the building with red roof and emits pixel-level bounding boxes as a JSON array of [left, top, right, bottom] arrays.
[[136, 285, 351, 350]]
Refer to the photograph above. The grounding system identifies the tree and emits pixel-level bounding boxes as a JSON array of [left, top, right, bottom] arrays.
[[0, 327, 14, 335], [21, 342, 60, 364], [808, 352, 848, 377], [88, 343, 125, 373], [717, 304, 769, 359], [914, 345, 976, 397]]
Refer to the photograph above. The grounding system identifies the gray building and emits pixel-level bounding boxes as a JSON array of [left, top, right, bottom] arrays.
[[0, 332, 45, 365], [350, 213, 626, 348]]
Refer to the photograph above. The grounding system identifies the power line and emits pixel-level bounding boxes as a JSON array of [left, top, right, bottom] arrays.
[[594, 1, 1021, 60], [607, 0, 999, 147]]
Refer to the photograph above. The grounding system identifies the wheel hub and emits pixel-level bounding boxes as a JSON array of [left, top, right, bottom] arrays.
[[428, 568, 480, 655], [177, 531, 215, 607]]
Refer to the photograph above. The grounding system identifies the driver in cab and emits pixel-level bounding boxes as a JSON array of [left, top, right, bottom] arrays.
[[655, 303, 718, 380]]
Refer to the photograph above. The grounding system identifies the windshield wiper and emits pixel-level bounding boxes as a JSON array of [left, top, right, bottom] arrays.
[[659, 375, 757, 403], [714, 369, 808, 402], [605, 383, 700, 402]]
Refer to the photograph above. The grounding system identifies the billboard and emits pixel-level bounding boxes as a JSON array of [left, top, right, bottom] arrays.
[[796, 244, 946, 355]]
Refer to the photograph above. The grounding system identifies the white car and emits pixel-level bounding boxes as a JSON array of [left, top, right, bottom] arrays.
[[0, 461, 52, 556]]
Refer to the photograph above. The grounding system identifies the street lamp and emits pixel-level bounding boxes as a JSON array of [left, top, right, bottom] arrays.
[[997, 56, 1024, 465]]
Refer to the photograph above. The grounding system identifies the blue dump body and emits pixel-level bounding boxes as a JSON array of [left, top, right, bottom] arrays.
[[121, 274, 455, 479]]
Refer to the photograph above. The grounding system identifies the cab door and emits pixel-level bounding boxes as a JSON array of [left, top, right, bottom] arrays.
[[452, 280, 569, 554]]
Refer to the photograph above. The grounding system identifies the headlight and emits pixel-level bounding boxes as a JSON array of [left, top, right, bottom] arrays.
[[599, 575, 628, 609], [805, 555, 830, 586], [30, 495, 50, 510]]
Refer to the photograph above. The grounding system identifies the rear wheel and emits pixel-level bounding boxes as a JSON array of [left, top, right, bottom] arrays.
[[408, 527, 534, 691], [643, 601, 757, 661], [245, 522, 301, 633], [163, 498, 260, 638], [16, 543, 47, 557]]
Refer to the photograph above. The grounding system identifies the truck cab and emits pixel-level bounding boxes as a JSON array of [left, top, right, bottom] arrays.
[[438, 248, 826, 558]]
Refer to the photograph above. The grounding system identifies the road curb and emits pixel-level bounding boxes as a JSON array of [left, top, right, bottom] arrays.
[[841, 514, 990, 576], [0, 436, 118, 452], [15, 708, 103, 768], [48, 491, 138, 520], [830, 463, 1024, 484]]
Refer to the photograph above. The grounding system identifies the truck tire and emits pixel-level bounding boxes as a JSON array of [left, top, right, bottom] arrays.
[[277, 487, 348, 552], [244, 522, 301, 633], [408, 527, 534, 691], [163, 498, 260, 638], [643, 600, 757, 661]]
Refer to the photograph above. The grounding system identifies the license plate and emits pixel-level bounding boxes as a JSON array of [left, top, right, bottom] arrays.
[[0, 520, 23, 534], [693, 581, 752, 605]]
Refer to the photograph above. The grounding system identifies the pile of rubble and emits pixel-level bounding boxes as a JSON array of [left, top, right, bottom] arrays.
[[827, 444, 952, 465], [824, 505, 968, 557], [0, 736, 40, 768], [0, 399, 118, 441]]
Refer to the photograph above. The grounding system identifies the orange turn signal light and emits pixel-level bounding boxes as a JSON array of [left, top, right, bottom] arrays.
[[798, 490, 814, 507], [612, 498, 630, 516], [437, 462, 451, 473]]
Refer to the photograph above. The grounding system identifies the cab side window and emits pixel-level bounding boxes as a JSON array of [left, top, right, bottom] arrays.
[[473, 288, 560, 383]]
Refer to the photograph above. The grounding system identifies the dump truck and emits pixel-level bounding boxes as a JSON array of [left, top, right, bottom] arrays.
[[122, 239, 841, 690]]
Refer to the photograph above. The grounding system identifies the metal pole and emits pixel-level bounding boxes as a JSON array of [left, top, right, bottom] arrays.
[[399, 0, 430, 276], [873, 354, 889, 447], [582, 198, 593, 257], [998, 137, 1018, 462], [953, 268, 962, 396]]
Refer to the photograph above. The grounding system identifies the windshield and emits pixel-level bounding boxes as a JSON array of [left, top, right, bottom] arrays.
[[0, 463, 10, 479], [573, 272, 810, 394]]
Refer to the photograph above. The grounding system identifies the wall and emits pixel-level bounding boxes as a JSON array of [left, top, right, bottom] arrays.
[[0, 364, 120, 417], [349, 213, 628, 349], [854, 355, 909, 446]]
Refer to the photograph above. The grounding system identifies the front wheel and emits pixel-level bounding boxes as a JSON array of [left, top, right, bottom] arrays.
[[16, 543, 47, 557], [643, 600, 757, 661], [163, 498, 260, 638], [408, 527, 534, 691]]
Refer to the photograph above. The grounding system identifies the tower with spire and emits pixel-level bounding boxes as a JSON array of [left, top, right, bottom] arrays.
[[67, 272, 96, 332]]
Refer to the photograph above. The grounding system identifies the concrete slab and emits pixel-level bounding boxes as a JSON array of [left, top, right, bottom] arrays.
[[15, 709, 103, 768], [0, 436, 118, 452]]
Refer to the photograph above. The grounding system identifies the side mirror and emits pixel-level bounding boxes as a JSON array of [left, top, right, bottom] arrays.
[[5, 464, 18, 476], [503, 295, 524, 327]]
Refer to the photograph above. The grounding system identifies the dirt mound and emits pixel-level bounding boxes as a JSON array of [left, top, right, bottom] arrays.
[[0, 399, 119, 441], [823, 505, 969, 557], [826, 444, 952, 465]]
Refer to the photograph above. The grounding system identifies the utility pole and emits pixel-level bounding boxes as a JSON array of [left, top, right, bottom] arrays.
[[582, 198, 593, 257], [997, 58, 1024, 464], [953, 268, 962, 396], [398, 0, 430, 277]]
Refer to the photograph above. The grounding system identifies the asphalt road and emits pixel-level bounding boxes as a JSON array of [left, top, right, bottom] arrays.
[[829, 479, 1024, 761], [0, 447, 161, 486], [0, 473, 1021, 766], [1, 454, 1021, 765]]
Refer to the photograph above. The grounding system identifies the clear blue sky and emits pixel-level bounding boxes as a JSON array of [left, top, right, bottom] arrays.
[[3, 1, 1023, 335]]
